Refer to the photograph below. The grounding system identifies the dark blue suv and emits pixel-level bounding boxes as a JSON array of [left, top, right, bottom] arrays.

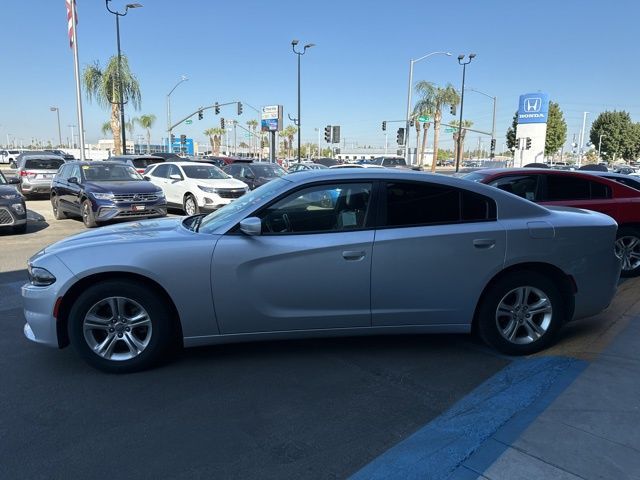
[[51, 161, 167, 228]]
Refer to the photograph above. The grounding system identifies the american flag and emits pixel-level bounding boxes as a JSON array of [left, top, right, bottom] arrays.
[[65, 0, 78, 48]]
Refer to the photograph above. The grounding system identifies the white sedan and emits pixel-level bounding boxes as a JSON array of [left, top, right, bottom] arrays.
[[145, 161, 249, 214]]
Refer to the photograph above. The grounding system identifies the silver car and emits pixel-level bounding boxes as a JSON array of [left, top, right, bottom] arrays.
[[22, 170, 621, 372], [16, 154, 66, 197]]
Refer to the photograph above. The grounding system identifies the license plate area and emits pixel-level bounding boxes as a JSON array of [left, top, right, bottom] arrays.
[[132, 204, 146, 211]]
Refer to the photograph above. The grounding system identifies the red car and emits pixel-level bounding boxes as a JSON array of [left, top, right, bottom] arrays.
[[464, 168, 640, 277]]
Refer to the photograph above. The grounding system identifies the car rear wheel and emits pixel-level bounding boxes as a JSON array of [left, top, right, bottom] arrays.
[[183, 194, 199, 215], [81, 199, 98, 228], [615, 227, 640, 277], [51, 195, 67, 220], [68, 280, 176, 373], [476, 271, 566, 355]]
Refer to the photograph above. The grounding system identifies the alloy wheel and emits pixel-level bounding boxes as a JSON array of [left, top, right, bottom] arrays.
[[495, 286, 552, 345], [83, 296, 153, 361], [185, 197, 196, 215], [614, 236, 640, 272]]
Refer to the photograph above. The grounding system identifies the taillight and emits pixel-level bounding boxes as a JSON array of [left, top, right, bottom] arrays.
[[20, 171, 36, 178], [137, 169, 145, 174]]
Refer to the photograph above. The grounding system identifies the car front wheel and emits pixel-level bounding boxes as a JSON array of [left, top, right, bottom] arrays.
[[81, 199, 98, 228], [183, 194, 199, 215], [68, 280, 176, 373], [476, 271, 566, 355], [615, 227, 640, 277], [52, 195, 67, 220]]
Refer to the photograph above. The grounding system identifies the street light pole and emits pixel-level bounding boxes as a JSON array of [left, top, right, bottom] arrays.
[[105, 1, 143, 155], [291, 40, 315, 163], [598, 133, 606, 161], [455, 53, 476, 172], [465, 87, 497, 159], [577, 111, 590, 167], [166, 75, 188, 153], [50, 106, 62, 147], [404, 51, 451, 166]]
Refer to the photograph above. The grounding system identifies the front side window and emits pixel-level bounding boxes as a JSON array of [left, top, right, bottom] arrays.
[[259, 183, 372, 234], [152, 164, 170, 178], [383, 182, 496, 227], [489, 175, 540, 201], [168, 164, 183, 179], [182, 165, 227, 179]]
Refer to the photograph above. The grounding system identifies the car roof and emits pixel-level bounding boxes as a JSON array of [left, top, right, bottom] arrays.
[[160, 161, 219, 167], [64, 160, 129, 166], [22, 154, 66, 160]]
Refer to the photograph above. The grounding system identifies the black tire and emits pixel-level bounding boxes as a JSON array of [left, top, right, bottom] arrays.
[[81, 199, 98, 228], [51, 195, 67, 220], [12, 223, 27, 234], [615, 227, 640, 278], [183, 193, 199, 215], [476, 270, 566, 356], [68, 280, 176, 373]]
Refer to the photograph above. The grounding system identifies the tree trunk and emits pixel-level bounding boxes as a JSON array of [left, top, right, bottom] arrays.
[[111, 103, 122, 155], [431, 111, 442, 172], [420, 122, 430, 167], [146, 129, 151, 154]]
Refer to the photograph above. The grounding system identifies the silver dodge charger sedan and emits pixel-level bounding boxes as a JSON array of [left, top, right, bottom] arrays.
[[22, 170, 621, 372]]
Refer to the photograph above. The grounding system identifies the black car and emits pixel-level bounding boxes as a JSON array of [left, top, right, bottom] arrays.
[[44, 149, 75, 161], [51, 161, 167, 228], [0, 171, 27, 234], [223, 162, 286, 190]]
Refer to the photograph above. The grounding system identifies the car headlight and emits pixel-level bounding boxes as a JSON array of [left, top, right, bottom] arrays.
[[92, 192, 114, 200], [156, 190, 165, 198], [11, 203, 25, 215], [198, 185, 217, 194], [28, 265, 56, 286]]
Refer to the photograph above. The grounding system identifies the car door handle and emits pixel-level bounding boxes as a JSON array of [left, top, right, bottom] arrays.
[[342, 250, 366, 261], [473, 239, 496, 249]]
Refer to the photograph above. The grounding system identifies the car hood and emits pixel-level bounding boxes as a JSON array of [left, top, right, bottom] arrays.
[[196, 178, 248, 189], [0, 185, 21, 197], [39, 217, 186, 256], [84, 181, 161, 194]]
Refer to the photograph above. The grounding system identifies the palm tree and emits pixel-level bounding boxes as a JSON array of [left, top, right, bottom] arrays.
[[451, 119, 474, 164], [281, 125, 298, 158], [101, 121, 112, 137], [204, 127, 225, 155], [413, 81, 459, 171], [137, 114, 156, 153], [83, 55, 142, 155], [246, 119, 258, 157]]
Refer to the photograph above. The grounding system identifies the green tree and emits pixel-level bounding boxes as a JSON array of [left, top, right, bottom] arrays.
[[506, 111, 517, 150], [101, 121, 112, 137], [281, 125, 298, 158], [451, 120, 473, 163], [137, 114, 156, 153], [589, 111, 635, 162], [204, 127, 225, 155], [544, 102, 567, 156], [413, 81, 460, 171], [83, 55, 142, 155]]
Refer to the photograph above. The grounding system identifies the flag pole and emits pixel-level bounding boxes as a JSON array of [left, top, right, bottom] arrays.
[[70, 0, 86, 160]]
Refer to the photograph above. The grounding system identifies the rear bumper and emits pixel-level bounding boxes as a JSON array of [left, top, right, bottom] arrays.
[[572, 251, 622, 320], [21, 182, 52, 194]]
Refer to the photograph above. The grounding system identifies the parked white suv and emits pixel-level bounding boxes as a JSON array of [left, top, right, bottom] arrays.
[[144, 161, 248, 215]]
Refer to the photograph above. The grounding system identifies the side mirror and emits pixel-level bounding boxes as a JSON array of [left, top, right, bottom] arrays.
[[7, 177, 20, 185], [239, 217, 262, 236], [244, 172, 255, 180], [143, 175, 151, 180], [169, 174, 182, 181], [68, 177, 79, 184]]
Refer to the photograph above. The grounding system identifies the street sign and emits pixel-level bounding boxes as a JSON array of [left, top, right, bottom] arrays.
[[185, 119, 193, 125], [445, 128, 455, 133], [418, 115, 431, 122]]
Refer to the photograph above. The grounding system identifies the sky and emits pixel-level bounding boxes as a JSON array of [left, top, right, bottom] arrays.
[[1, 0, 638, 153]]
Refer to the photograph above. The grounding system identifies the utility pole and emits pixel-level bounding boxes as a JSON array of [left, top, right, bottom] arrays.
[[578, 112, 590, 167]]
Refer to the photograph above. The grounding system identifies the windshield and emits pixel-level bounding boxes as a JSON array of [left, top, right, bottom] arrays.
[[460, 172, 489, 182], [251, 164, 286, 178], [81, 164, 143, 181], [0, 171, 6, 184], [24, 158, 65, 170], [182, 165, 228, 179], [198, 178, 290, 233]]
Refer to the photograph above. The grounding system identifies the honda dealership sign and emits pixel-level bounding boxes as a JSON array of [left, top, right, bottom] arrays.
[[517, 93, 550, 124], [514, 92, 549, 167]]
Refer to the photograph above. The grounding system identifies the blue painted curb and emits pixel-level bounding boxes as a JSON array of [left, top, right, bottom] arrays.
[[349, 355, 587, 480]]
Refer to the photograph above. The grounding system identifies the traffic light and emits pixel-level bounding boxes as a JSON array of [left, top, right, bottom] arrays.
[[214, 102, 220, 115], [220, 118, 225, 129], [409, 119, 415, 127], [237, 102, 243, 115], [515, 138, 521, 149], [382, 121, 386, 132], [396, 128, 405, 145], [324, 125, 332, 143], [526, 137, 532, 150], [170, 134, 175, 143], [180, 134, 187, 145], [198, 109, 203, 120], [490, 139, 496, 152], [450, 104, 456, 115], [332, 126, 341, 144]]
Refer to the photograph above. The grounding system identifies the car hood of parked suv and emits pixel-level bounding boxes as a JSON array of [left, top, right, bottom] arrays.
[[194, 178, 248, 189], [0, 185, 22, 197], [84, 180, 162, 194]]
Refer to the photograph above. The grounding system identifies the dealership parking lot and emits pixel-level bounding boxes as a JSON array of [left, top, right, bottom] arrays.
[[1, 196, 636, 479]]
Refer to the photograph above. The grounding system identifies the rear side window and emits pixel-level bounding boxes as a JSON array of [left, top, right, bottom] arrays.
[[545, 175, 611, 201], [24, 158, 65, 170], [489, 175, 540, 201], [383, 182, 496, 227]]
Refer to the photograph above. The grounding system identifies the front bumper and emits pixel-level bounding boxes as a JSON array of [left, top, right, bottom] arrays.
[[0, 203, 27, 227], [92, 197, 168, 222]]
